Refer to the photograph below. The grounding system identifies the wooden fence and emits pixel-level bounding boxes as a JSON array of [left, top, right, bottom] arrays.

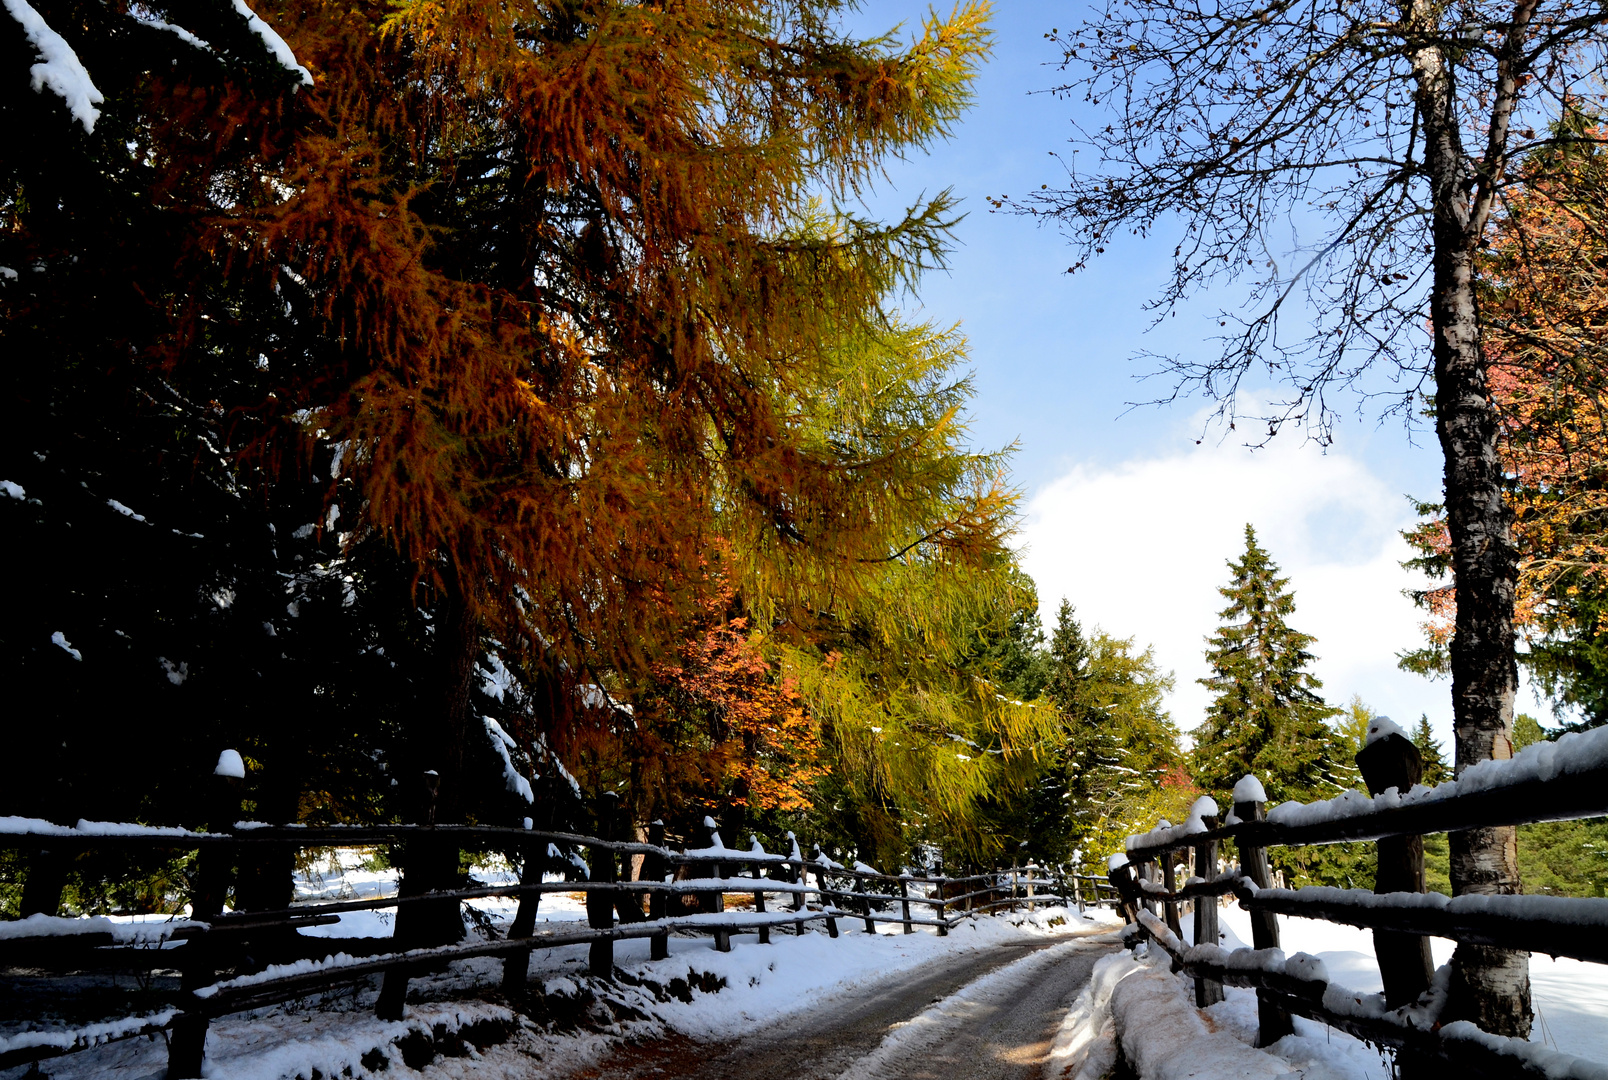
[[0, 785, 1092, 1077], [1106, 724, 1608, 1080]]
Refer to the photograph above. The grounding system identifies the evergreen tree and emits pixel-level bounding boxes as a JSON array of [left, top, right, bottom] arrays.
[[1024, 601, 1192, 873], [1414, 715, 1452, 787], [1193, 525, 1342, 810]]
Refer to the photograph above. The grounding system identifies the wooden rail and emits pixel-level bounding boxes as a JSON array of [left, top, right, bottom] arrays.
[[0, 785, 1087, 1077], [1109, 725, 1608, 1079]]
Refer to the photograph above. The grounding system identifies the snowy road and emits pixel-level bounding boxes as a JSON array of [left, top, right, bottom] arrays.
[[572, 932, 1118, 1080]]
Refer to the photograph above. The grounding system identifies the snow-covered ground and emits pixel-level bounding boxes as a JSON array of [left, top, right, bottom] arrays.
[[0, 847, 1124, 1080], [1049, 901, 1608, 1080], [1220, 904, 1608, 1065]]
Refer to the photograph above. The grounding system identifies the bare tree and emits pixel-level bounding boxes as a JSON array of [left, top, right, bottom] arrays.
[[1028, 0, 1608, 1036]]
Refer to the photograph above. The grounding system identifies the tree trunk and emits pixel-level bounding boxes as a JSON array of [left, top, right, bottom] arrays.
[[1409, 4, 1532, 1036]]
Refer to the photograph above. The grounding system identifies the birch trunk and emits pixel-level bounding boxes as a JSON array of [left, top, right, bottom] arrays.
[[1407, 0, 1532, 1036]]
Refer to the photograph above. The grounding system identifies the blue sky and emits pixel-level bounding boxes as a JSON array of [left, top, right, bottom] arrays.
[[834, 2, 1509, 745]]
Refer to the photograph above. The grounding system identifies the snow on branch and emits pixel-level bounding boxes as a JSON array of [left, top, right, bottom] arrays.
[[2, 0, 103, 132], [230, 0, 311, 85], [482, 716, 533, 804]]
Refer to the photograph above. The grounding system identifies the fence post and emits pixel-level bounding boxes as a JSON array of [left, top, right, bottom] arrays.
[[1161, 855, 1184, 942], [787, 833, 806, 934], [1192, 814, 1225, 1007], [588, 793, 619, 976], [750, 835, 770, 945], [647, 821, 670, 961], [899, 874, 914, 934], [1233, 780, 1292, 1047], [376, 770, 449, 1021], [169, 754, 243, 1079], [1355, 731, 1434, 1007], [501, 825, 543, 995], [856, 871, 875, 934], [812, 845, 838, 938], [934, 874, 948, 936], [704, 818, 731, 952]]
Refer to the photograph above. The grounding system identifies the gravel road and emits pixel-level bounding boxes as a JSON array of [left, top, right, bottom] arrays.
[[575, 929, 1118, 1080]]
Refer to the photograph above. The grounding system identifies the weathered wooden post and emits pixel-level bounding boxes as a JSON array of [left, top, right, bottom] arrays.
[[899, 873, 914, 934], [1355, 726, 1434, 1007], [750, 835, 770, 945], [376, 769, 449, 1022], [1232, 774, 1292, 1046], [811, 845, 839, 938], [1161, 855, 1184, 942], [169, 751, 244, 1079], [588, 793, 619, 976], [855, 869, 876, 934], [1192, 803, 1225, 1007], [933, 873, 948, 936], [702, 818, 732, 952], [787, 832, 807, 934], [647, 821, 671, 961], [501, 824, 543, 994]]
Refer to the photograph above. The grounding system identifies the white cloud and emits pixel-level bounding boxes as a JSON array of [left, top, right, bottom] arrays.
[[1017, 435, 1456, 745]]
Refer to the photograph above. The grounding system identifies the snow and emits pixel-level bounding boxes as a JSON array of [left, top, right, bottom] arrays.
[[1126, 796, 1219, 852], [214, 748, 246, 778], [230, 0, 312, 85], [0, 268, 17, 282], [1364, 714, 1407, 746], [1, 0, 103, 131], [50, 630, 80, 660], [106, 498, 147, 522], [128, 5, 211, 50], [1233, 774, 1268, 805], [0, 912, 197, 943], [1219, 904, 1608, 1065], [0, 1010, 177, 1057], [1, 479, 23, 498], [483, 716, 534, 803]]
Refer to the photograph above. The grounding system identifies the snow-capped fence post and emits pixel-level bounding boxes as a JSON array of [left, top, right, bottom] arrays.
[[933, 875, 948, 936], [588, 793, 619, 976], [1354, 729, 1435, 1014], [646, 821, 670, 960], [811, 845, 839, 938], [786, 832, 807, 935], [1191, 815, 1225, 1007], [855, 870, 875, 934], [1232, 775, 1293, 1047], [899, 874, 914, 933], [749, 835, 770, 945], [169, 752, 245, 1078]]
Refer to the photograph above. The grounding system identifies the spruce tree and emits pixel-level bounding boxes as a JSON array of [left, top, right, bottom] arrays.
[[1414, 715, 1452, 787], [1192, 525, 1341, 806]]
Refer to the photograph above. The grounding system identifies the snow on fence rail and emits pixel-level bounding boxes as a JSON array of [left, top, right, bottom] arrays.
[[0, 776, 1096, 1077], [1108, 723, 1608, 1080]]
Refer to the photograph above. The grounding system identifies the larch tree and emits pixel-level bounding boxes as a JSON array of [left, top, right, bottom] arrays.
[[1021, 0, 1608, 1025], [3, 0, 1016, 927]]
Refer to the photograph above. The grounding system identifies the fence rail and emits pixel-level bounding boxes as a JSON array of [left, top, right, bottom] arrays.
[[0, 781, 1104, 1077], [1108, 723, 1608, 1080]]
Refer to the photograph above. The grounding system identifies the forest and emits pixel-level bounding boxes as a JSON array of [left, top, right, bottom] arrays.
[[3, 0, 1607, 936]]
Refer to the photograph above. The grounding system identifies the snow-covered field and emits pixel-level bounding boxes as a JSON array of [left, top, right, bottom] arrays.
[[1220, 905, 1608, 1065], [0, 848, 1123, 1080], [1049, 901, 1608, 1080]]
